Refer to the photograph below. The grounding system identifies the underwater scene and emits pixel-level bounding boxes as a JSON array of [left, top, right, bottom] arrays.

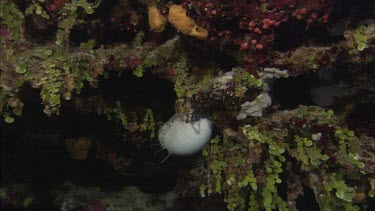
[[0, 0, 374, 210]]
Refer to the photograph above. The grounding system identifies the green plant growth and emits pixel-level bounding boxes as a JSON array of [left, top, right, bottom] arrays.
[[25, 0, 50, 20], [133, 59, 157, 77], [201, 106, 369, 211], [139, 108, 156, 139], [174, 56, 191, 98], [232, 68, 264, 97], [173, 55, 211, 100], [96, 102, 156, 139], [0, 0, 105, 121], [55, 0, 101, 46], [353, 25, 368, 51], [0, 1, 25, 41], [97, 101, 129, 130]]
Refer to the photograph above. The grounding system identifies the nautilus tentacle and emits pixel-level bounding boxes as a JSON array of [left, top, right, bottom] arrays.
[[160, 153, 172, 163]]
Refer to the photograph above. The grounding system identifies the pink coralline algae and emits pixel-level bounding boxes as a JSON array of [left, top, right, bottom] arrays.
[[83, 199, 106, 211], [180, 0, 332, 66], [0, 27, 11, 37], [47, 0, 68, 11]]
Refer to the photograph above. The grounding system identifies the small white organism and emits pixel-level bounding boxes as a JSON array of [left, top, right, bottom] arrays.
[[236, 92, 272, 120], [158, 113, 213, 163], [311, 133, 322, 141]]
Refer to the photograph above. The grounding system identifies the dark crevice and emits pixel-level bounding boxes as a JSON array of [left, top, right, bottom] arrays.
[[1, 71, 180, 209], [273, 20, 342, 52], [272, 75, 315, 109], [185, 40, 238, 71], [274, 0, 375, 52], [330, 0, 375, 22], [95, 70, 177, 119], [295, 186, 320, 210]]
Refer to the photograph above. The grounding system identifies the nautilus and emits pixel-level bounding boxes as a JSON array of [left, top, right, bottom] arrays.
[[157, 113, 213, 163]]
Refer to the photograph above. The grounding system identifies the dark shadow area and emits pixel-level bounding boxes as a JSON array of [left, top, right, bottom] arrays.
[[274, 0, 375, 52], [330, 0, 375, 22], [295, 186, 320, 211], [0, 71, 181, 209], [272, 75, 315, 109], [94, 70, 177, 120], [274, 20, 342, 52]]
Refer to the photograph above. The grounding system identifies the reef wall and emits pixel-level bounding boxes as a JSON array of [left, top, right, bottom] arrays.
[[1, 0, 374, 210]]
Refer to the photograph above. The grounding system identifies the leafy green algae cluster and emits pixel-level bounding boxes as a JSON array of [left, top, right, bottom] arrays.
[[201, 106, 372, 210], [1, 0, 103, 120], [0, 0, 156, 122], [0, 1, 24, 41], [75, 97, 156, 142]]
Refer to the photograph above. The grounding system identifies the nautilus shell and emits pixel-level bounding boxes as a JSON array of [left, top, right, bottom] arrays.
[[158, 113, 213, 159]]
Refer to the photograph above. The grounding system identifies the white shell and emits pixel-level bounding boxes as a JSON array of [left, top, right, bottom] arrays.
[[158, 113, 213, 156]]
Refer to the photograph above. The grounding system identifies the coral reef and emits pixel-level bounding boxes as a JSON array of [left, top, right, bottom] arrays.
[[55, 183, 177, 211], [201, 106, 373, 210], [1, 0, 374, 210]]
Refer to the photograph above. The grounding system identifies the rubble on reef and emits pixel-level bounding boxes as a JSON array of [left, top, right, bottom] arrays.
[[54, 183, 177, 211], [1, 0, 374, 210]]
